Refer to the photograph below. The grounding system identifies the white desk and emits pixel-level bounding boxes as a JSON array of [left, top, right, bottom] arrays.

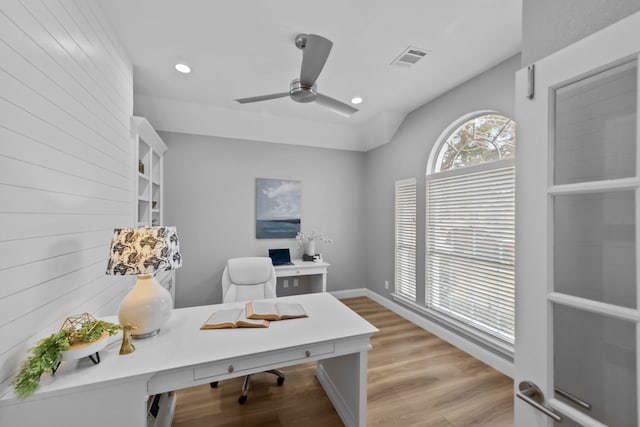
[[0, 293, 377, 427], [274, 259, 330, 292]]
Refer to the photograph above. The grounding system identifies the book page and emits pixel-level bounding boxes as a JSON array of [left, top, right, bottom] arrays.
[[201, 308, 242, 328], [237, 317, 270, 328], [247, 300, 307, 320], [236, 309, 269, 327], [250, 300, 278, 316], [275, 302, 306, 318]]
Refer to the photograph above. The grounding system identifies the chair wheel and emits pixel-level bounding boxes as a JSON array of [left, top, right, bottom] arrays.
[[277, 377, 285, 386], [238, 395, 247, 404], [210, 381, 218, 388]]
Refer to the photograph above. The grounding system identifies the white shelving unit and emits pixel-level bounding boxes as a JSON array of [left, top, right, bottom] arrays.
[[132, 116, 167, 228], [132, 116, 176, 427], [131, 116, 175, 305]]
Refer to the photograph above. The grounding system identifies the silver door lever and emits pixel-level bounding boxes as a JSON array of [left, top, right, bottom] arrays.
[[555, 387, 591, 410], [517, 380, 563, 422]]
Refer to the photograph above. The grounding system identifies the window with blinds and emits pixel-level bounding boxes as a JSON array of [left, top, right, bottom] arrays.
[[426, 164, 515, 344], [395, 178, 417, 300], [426, 113, 516, 349]]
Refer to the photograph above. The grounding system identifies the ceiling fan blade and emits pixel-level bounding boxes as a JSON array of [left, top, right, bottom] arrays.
[[315, 93, 358, 117], [235, 92, 290, 104], [300, 34, 333, 86]]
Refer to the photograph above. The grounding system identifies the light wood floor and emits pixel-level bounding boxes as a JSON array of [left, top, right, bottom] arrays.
[[171, 297, 514, 427]]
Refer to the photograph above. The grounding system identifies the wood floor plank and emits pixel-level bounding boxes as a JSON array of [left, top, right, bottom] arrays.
[[171, 297, 513, 426]]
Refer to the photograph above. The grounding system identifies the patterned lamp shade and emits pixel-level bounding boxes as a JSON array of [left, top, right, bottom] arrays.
[[106, 226, 182, 276], [106, 226, 182, 340]]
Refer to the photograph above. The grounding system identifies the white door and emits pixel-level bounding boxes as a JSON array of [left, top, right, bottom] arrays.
[[515, 12, 640, 427]]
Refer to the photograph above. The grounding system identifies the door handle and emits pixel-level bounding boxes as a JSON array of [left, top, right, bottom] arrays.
[[554, 387, 591, 410], [516, 381, 563, 422]]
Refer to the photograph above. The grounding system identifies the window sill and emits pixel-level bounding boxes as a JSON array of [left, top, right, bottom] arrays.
[[391, 293, 514, 361]]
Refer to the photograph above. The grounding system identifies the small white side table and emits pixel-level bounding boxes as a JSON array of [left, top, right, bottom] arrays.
[[274, 260, 329, 293]]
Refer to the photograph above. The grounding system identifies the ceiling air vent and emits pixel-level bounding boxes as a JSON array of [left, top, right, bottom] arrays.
[[391, 46, 430, 66]]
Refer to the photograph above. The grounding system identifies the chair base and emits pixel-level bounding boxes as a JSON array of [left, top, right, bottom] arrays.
[[209, 369, 284, 404], [239, 369, 285, 404]]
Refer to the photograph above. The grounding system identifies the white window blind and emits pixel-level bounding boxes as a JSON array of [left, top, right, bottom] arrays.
[[426, 165, 515, 345], [395, 178, 417, 300]]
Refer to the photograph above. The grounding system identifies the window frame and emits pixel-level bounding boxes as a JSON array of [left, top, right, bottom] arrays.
[[425, 111, 516, 355], [394, 178, 417, 300]]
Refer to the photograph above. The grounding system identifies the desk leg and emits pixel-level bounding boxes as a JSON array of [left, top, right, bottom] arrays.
[[316, 351, 368, 427], [310, 272, 327, 293]]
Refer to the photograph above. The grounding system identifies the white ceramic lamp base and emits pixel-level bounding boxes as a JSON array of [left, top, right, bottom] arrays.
[[119, 274, 172, 339]]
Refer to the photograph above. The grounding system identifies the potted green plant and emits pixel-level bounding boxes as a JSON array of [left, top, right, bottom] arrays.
[[11, 314, 121, 399]]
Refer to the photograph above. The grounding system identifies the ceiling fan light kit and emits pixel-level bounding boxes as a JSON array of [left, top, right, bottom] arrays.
[[235, 33, 358, 117], [174, 63, 191, 73]]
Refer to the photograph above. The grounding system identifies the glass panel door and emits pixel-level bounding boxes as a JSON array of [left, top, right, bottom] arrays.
[[515, 12, 640, 427], [550, 60, 638, 427], [553, 60, 637, 185], [549, 58, 638, 426], [553, 191, 636, 307], [553, 304, 636, 426]]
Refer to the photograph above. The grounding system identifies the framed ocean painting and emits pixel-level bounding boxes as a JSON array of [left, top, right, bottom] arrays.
[[255, 178, 301, 239]]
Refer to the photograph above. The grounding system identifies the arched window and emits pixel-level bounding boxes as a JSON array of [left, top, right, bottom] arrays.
[[433, 114, 515, 172], [426, 112, 515, 351]]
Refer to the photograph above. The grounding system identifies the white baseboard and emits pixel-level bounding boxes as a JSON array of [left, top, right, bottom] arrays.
[[331, 288, 514, 378], [330, 289, 368, 299]]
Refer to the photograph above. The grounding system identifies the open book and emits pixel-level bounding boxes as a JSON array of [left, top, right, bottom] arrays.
[[201, 308, 269, 329], [246, 300, 308, 321]]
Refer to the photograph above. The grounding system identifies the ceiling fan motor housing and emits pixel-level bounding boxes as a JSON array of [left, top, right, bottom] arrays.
[[290, 79, 317, 103]]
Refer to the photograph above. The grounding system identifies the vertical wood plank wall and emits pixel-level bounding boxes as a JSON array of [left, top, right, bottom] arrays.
[[0, 0, 133, 389]]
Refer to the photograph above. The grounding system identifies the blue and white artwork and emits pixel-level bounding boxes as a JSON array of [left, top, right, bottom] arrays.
[[256, 178, 301, 239]]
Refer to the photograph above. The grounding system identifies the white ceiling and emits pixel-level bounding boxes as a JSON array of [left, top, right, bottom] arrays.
[[97, 0, 522, 151]]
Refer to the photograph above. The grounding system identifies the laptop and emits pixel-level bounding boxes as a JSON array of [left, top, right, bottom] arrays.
[[268, 248, 294, 266]]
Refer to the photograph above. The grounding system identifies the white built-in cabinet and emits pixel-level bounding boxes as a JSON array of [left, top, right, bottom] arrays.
[[131, 116, 175, 307], [131, 116, 177, 426], [133, 116, 166, 227]]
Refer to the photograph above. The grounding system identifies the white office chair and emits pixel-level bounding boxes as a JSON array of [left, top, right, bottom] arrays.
[[210, 257, 285, 404]]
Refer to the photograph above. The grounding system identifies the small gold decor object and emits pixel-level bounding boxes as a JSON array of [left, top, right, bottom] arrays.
[[58, 313, 119, 364], [60, 312, 98, 345], [138, 160, 145, 174], [120, 324, 136, 355]]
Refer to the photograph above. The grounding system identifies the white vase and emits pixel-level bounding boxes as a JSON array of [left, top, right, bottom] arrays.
[[305, 240, 316, 256]]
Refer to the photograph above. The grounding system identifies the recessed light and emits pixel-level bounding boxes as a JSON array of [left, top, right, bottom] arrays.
[[351, 96, 363, 105], [175, 63, 191, 74]]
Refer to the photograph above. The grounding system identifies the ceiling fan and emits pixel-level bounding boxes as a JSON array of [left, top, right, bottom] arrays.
[[235, 33, 358, 118]]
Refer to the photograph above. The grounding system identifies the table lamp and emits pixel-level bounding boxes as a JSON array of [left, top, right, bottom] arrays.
[[106, 226, 182, 339]]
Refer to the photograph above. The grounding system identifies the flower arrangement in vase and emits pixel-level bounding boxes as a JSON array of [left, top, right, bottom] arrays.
[[295, 231, 332, 256]]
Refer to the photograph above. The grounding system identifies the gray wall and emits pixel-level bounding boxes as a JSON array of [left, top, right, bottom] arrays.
[[363, 54, 520, 302], [161, 132, 366, 308], [522, 0, 640, 65]]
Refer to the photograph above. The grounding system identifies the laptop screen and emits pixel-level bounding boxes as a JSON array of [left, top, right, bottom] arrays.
[[268, 248, 292, 265]]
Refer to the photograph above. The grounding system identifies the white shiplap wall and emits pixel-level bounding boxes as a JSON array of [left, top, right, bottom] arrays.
[[0, 0, 133, 389]]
